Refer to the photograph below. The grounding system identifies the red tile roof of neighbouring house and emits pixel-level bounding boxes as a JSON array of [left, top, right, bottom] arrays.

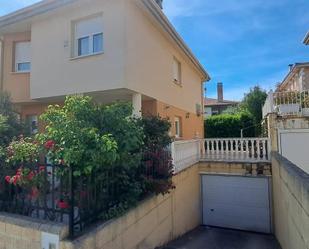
[[204, 98, 239, 107]]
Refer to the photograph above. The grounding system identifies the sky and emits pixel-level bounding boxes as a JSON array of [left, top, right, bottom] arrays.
[[0, 0, 308, 101]]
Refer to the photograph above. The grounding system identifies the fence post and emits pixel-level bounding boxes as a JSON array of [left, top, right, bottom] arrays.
[[69, 166, 74, 238]]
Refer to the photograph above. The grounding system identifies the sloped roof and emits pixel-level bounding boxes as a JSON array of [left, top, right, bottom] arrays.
[[204, 98, 239, 107], [303, 32, 309, 45], [277, 62, 309, 91]]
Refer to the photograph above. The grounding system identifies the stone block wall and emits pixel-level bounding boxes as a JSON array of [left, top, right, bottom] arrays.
[[272, 153, 309, 249]]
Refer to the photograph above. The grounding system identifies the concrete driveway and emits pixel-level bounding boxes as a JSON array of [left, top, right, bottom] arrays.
[[161, 226, 281, 249]]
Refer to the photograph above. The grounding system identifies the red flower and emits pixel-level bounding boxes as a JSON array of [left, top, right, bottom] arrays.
[[39, 166, 45, 172], [16, 168, 22, 176], [57, 200, 69, 209], [5, 176, 11, 183], [44, 140, 55, 150], [28, 171, 35, 180], [12, 175, 20, 185]]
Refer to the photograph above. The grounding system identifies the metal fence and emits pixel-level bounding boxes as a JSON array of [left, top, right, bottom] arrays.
[[0, 148, 173, 238], [0, 163, 70, 224]]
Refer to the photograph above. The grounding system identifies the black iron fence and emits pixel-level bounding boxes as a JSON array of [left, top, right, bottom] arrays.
[[0, 163, 71, 225], [0, 149, 173, 239]]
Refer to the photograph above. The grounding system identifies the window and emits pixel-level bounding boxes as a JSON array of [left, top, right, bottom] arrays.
[[174, 116, 182, 138], [78, 37, 90, 56], [173, 57, 181, 84], [15, 41, 31, 72], [26, 115, 38, 134], [75, 15, 103, 57], [93, 33, 103, 53]]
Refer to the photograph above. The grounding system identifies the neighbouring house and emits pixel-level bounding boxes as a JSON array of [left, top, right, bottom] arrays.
[[303, 31, 309, 45], [263, 62, 309, 174], [204, 82, 238, 117], [0, 0, 210, 140], [276, 63, 309, 92]]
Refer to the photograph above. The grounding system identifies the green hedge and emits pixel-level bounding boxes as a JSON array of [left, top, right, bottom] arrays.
[[205, 112, 255, 138]]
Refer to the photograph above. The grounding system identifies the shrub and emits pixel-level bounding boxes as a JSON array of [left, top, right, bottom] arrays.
[[205, 111, 255, 138], [0, 92, 26, 146], [140, 116, 174, 195], [1, 95, 175, 223]]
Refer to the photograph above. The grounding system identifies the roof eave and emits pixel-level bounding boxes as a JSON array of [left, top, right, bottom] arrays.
[[0, 0, 77, 32], [303, 32, 309, 45], [278, 62, 309, 90], [141, 0, 210, 82]]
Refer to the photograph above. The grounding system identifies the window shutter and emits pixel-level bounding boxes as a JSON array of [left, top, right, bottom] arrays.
[[75, 16, 103, 39], [15, 42, 31, 64]]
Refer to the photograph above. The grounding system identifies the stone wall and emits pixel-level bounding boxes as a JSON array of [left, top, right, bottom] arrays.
[[0, 213, 68, 249], [272, 152, 309, 249], [60, 163, 201, 249]]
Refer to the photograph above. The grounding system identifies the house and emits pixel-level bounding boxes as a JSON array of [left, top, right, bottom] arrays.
[[204, 82, 238, 117], [303, 31, 309, 45], [276, 63, 309, 92], [0, 0, 210, 140]]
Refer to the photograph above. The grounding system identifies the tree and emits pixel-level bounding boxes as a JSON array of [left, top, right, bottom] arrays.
[[240, 86, 267, 135], [205, 111, 255, 138], [0, 92, 25, 146]]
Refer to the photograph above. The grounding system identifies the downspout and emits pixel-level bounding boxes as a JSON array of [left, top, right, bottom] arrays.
[[0, 37, 4, 92]]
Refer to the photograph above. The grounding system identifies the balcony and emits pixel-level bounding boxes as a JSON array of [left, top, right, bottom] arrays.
[[263, 90, 309, 117], [171, 138, 271, 173]]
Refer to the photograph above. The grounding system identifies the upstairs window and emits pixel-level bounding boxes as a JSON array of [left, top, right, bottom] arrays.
[[15, 41, 31, 72], [75, 15, 103, 57], [173, 57, 181, 84]]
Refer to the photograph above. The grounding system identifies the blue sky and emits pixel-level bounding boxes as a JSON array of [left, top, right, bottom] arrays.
[[0, 0, 308, 100]]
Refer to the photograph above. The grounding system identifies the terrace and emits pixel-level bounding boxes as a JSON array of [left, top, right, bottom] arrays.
[[263, 90, 309, 118]]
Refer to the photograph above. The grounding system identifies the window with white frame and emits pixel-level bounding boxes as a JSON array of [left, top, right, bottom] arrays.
[[174, 116, 182, 138], [74, 15, 103, 57], [15, 41, 31, 72], [173, 57, 181, 84]]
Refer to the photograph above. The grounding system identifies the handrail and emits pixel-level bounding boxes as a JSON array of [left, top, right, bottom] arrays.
[[263, 90, 309, 117], [171, 138, 271, 173]]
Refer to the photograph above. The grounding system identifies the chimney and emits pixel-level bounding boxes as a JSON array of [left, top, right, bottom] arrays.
[[288, 64, 293, 72], [217, 82, 223, 102], [155, 0, 163, 9]]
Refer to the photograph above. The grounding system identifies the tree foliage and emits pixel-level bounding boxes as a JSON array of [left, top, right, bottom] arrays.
[[205, 111, 255, 138], [0, 92, 25, 146], [240, 86, 267, 126], [33, 96, 173, 219]]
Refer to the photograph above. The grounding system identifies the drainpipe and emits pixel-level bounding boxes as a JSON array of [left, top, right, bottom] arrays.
[[0, 37, 4, 92]]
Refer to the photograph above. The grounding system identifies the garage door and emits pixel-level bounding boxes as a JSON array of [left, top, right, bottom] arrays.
[[202, 175, 271, 233]]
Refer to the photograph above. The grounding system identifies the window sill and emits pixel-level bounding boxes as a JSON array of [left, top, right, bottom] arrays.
[[173, 80, 182, 87], [10, 71, 30, 75], [70, 52, 104, 61]]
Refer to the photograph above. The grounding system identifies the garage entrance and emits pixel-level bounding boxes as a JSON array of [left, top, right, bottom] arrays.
[[202, 175, 271, 234]]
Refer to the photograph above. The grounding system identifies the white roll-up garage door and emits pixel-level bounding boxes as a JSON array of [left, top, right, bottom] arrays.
[[202, 175, 271, 233]]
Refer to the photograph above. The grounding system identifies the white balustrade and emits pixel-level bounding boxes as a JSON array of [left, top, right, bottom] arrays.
[[201, 137, 270, 162], [263, 90, 309, 117], [171, 139, 201, 173], [171, 137, 271, 173]]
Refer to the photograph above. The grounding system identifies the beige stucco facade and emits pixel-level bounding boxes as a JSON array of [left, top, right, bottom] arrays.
[[1, 32, 32, 103], [0, 0, 208, 139], [277, 64, 309, 92]]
